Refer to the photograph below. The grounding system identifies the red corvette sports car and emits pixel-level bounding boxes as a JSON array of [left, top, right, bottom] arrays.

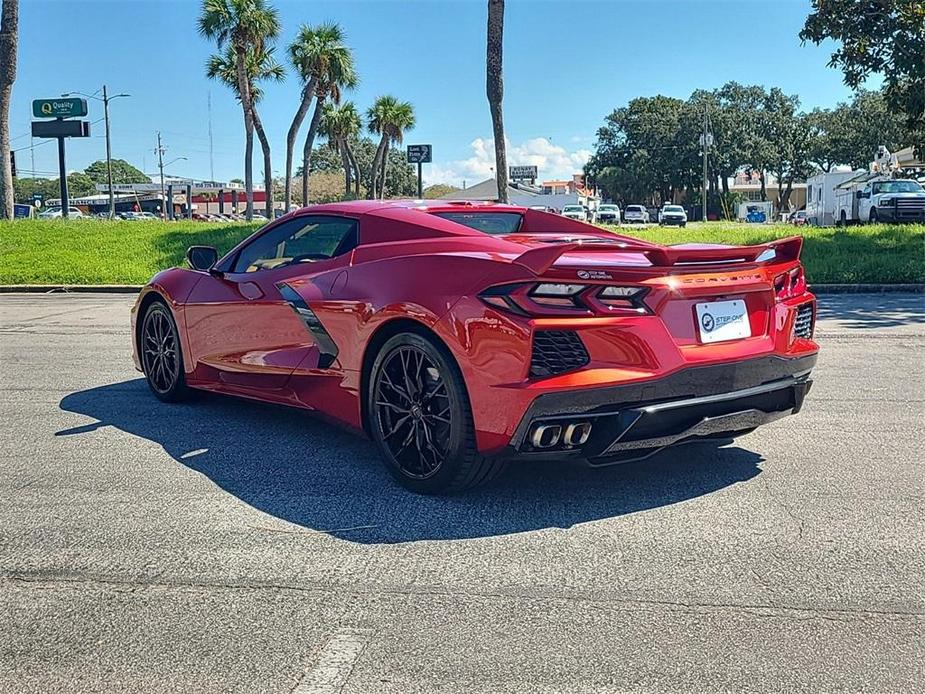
[[132, 200, 818, 493]]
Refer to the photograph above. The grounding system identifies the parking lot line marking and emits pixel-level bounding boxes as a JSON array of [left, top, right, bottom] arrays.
[[291, 629, 373, 694]]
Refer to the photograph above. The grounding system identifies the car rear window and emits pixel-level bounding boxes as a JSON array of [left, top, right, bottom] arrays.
[[627, 205, 643, 212], [433, 211, 523, 234]]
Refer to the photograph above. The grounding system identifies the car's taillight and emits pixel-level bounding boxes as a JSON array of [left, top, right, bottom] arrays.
[[479, 282, 649, 316], [773, 266, 806, 301]]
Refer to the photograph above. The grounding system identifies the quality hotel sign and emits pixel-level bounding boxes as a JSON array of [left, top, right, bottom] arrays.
[[32, 98, 88, 119]]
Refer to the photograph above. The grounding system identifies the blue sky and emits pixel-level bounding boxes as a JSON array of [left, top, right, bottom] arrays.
[[13, 0, 856, 187]]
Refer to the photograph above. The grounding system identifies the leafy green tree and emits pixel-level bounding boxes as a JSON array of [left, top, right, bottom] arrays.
[[750, 89, 815, 215], [84, 159, 149, 184], [367, 96, 415, 199], [320, 101, 363, 197], [297, 137, 417, 200], [800, 0, 924, 153], [66, 172, 96, 198], [805, 90, 911, 170], [206, 43, 284, 216], [586, 95, 693, 205], [198, 0, 280, 220], [13, 177, 58, 204], [285, 22, 356, 209], [298, 142, 342, 174], [423, 184, 460, 199]]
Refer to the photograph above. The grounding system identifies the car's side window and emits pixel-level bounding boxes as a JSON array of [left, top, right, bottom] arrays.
[[232, 216, 358, 273]]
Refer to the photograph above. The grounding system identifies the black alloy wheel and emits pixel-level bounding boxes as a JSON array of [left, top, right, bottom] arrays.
[[368, 332, 505, 494], [141, 301, 188, 402]]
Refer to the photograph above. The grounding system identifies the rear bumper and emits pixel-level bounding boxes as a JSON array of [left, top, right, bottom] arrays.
[[505, 353, 816, 464]]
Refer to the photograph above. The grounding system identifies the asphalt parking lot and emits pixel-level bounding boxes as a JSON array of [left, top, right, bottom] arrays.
[[1, 292, 923, 693]]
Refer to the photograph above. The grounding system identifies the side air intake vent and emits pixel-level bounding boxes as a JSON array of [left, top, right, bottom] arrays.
[[530, 331, 590, 377], [794, 303, 814, 339]]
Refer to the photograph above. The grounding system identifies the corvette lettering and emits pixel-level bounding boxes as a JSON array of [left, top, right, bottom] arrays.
[[678, 273, 763, 284]]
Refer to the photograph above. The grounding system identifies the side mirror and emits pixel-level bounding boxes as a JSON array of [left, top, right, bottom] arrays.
[[187, 245, 218, 271], [856, 191, 863, 199]]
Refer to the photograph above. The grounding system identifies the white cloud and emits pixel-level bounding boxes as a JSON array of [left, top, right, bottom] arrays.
[[424, 137, 591, 188]]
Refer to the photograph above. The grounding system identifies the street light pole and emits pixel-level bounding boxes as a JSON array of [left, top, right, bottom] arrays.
[[102, 85, 115, 219], [701, 105, 710, 224], [156, 132, 166, 220], [62, 88, 129, 219]]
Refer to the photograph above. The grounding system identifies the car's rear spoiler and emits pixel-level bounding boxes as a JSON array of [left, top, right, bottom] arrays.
[[513, 236, 804, 275]]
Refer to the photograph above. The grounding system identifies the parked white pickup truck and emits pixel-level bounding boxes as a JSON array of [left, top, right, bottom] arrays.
[[836, 178, 925, 225]]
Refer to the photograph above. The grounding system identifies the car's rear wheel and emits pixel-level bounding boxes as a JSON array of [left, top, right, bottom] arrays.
[[368, 332, 505, 494], [140, 300, 189, 402], [869, 208, 878, 223]]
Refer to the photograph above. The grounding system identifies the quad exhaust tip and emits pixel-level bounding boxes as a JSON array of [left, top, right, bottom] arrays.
[[530, 421, 592, 449]]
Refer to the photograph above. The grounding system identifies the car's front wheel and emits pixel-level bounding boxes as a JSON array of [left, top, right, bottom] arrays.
[[368, 332, 505, 494], [140, 300, 189, 402]]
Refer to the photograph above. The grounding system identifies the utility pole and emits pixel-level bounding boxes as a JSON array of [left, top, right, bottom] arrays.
[[700, 105, 711, 224], [208, 91, 214, 182], [102, 85, 115, 219], [155, 132, 166, 220], [62, 87, 129, 219]]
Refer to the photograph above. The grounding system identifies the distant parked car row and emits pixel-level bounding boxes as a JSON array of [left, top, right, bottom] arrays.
[[32, 207, 269, 222], [555, 203, 690, 226]]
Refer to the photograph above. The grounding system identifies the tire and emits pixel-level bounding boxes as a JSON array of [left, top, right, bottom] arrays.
[[367, 332, 506, 494], [681, 222, 686, 228], [140, 300, 190, 403], [869, 208, 878, 223]]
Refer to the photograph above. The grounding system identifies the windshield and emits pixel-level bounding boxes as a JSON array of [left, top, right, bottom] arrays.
[[664, 206, 683, 212], [433, 211, 523, 234], [599, 205, 618, 211], [872, 180, 924, 194], [563, 206, 583, 212]]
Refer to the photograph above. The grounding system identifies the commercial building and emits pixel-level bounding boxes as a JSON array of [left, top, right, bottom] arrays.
[[439, 173, 600, 211], [84, 177, 278, 217]]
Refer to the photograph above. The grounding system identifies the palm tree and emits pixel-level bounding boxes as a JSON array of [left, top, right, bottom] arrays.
[[367, 96, 415, 199], [206, 45, 284, 219], [320, 102, 362, 197], [284, 22, 355, 211], [486, 0, 508, 203], [300, 47, 357, 206], [198, 0, 280, 221], [0, 0, 19, 220]]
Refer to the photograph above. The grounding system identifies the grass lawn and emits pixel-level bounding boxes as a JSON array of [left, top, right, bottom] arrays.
[[0, 218, 922, 285], [600, 221, 924, 284], [0, 219, 262, 285]]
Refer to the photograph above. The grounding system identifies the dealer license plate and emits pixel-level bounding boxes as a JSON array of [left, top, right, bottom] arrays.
[[695, 300, 751, 344]]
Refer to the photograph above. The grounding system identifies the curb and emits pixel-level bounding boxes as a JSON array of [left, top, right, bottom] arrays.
[[2, 284, 923, 295], [0, 285, 143, 293], [809, 284, 924, 294]]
